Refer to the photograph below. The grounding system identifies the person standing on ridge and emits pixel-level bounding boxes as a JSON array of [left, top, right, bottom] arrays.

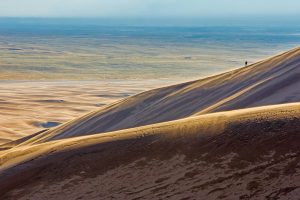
[[245, 61, 248, 66]]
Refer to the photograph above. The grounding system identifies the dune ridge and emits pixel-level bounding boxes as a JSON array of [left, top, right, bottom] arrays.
[[16, 46, 300, 146]]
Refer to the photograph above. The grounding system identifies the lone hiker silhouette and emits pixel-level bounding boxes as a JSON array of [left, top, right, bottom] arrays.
[[245, 61, 248, 66]]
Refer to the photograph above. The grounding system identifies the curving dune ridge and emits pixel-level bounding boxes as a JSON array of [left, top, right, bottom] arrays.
[[18, 46, 300, 145], [1, 47, 300, 199]]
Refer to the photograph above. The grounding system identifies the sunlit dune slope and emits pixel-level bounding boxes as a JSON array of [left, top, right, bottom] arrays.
[[18, 47, 300, 145], [1, 103, 300, 199]]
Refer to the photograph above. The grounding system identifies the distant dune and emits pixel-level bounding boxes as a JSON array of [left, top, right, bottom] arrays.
[[1, 47, 300, 199], [18, 47, 300, 145]]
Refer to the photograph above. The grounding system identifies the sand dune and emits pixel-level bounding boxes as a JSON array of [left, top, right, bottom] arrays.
[[1, 47, 300, 199], [17, 46, 300, 145], [1, 103, 300, 199]]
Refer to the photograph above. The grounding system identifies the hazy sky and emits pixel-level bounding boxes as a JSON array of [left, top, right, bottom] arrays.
[[0, 0, 299, 18]]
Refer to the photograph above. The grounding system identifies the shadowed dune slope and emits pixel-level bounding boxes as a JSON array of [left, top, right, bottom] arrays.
[[1, 103, 300, 199], [18, 47, 300, 145]]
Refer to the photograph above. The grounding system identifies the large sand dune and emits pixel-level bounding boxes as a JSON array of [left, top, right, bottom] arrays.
[[1, 103, 300, 199], [1, 47, 300, 199], [18, 47, 300, 145]]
